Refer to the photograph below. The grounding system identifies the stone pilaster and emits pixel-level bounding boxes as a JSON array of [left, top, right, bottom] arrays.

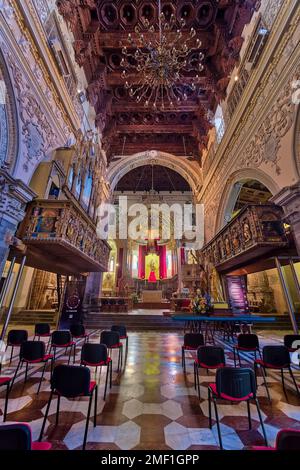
[[271, 182, 300, 256], [0, 168, 36, 274]]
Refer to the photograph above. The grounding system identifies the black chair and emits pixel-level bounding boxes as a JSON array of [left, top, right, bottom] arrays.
[[49, 330, 76, 363], [182, 333, 204, 372], [249, 428, 300, 450], [0, 423, 51, 450], [254, 345, 300, 402], [233, 334, 262, 367], [70, 323, 89, 343], [0, 376, 11, 421], [33, 323, 51, 349], [81, 343, 112, 399], [6, 330, 28, 363], [111, 325, 128, 359], [10, 341, 54, 394], [284, 334, 300, 352], [208, 367, 268, 450], [39, 364, 97, 450], [194, 346, 225, 399], [100, 331, 123, 371]]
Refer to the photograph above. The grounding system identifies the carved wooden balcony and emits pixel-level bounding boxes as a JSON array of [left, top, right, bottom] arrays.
[[201, 204, 289, 274], [13, 199, 110, 274]]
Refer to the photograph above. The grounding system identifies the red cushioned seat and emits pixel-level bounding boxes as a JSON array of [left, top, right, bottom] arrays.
[[236, 346, 258, 351], [209, 383, 254, 402], [32, 441, 52, 451], [23, 354, 53, 364], [82, 357, 112, 367], [184, 345, 198, 350], [89, 381, 96, 393], [110, 343, 123, 348], [52, 341, 75, 347], [195, 359, 224, 369], [0, 377, 11, 385], [255, 359, 289, 369]]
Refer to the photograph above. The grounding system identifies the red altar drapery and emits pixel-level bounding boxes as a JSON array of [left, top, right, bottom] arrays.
[[138, 245, 146, 279], [159, 244, 167, 279]]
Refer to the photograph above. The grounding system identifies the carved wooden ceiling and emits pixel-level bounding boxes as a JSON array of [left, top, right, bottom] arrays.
[[57, 0, 259, 164]]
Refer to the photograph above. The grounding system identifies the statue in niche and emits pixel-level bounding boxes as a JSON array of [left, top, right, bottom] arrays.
[[232, 228, 240, 250], [224, 237, 231, 256], [243, 220, 252, 243]]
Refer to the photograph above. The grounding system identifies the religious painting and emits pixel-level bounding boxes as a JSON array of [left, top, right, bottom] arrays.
[[32, 208, 59, 238], [102, 272, 116, 292]]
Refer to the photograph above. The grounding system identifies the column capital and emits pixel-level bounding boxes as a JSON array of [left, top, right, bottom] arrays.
[[271, 182, 300, 225], [0, 168, 36, 226]]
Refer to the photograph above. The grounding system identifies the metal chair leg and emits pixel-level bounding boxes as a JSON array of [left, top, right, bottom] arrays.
[[9, 346, 14, 364], [182, 347, 186, 373], [233, 348, 237, 367], [3, 382, 10, 421], [247, 400, 252, 429], [281, 368, 287, 396], [37, 362, 47, 394], [213, 398, 223, 450], [208, 387, 212, 428], [196, 366, 200, 399], [255, 398, 268, 446], [110, 360, 112, 388], [104, 364, 109, 400], [237, 350, 242, 367], [39, 391, 53, 441], [94, 385, 98, 427], [55, 394, 61, 426], [261, 366, 271, 403], [82, 393, 93, 450], [289, 366, 300, 397], [10, 360, 22, 391]]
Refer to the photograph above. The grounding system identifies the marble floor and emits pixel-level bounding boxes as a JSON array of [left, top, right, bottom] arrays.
[[1, 329, 300, 450]]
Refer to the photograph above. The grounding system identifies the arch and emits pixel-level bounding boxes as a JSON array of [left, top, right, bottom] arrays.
[[107, 150, 202, 197], [215, 168, 280, 233]]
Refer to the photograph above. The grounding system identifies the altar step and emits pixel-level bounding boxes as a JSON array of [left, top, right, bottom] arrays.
[[84, 312, 181, 331], [135, 301, 171, 309], [0, 309, 57, 327]]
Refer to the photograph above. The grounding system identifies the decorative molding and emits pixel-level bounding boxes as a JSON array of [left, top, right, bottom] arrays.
[[0, 168, 36, 226], [107, 150, 202, 198]]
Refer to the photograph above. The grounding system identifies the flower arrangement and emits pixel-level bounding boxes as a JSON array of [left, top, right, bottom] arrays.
[[192, 291, 212, 315]]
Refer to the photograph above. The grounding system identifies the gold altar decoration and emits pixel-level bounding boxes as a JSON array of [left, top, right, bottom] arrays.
[[145, 253, 160, 280]]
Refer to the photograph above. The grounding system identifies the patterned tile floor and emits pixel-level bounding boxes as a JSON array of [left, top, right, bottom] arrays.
[[1, 329, 300, 450]]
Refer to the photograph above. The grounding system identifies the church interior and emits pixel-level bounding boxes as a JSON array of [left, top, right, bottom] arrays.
[[0, 0, 300, 454]]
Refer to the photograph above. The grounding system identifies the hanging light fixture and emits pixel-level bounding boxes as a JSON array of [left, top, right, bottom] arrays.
[[121, 0, 205, 110]]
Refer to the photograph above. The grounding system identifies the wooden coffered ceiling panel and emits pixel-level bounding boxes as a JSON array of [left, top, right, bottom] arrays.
[[57, 0, 259, 164]]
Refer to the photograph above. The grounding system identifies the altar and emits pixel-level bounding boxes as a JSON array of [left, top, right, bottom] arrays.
[[142, 290, 163, 303]]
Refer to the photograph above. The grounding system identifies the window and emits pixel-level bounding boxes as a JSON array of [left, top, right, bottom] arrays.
[[214, 105, 225, 144]]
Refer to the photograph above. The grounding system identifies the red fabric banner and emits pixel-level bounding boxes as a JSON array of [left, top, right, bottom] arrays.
[[138, 245, 146, 279], [159, 244, 167, 279]]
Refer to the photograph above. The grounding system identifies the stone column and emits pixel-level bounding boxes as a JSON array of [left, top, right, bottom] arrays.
[[0, 168, 36, 275], [271, 182, 300, 256]]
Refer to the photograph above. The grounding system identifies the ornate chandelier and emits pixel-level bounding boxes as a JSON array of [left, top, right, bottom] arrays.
[[121, 0, 205, 110]]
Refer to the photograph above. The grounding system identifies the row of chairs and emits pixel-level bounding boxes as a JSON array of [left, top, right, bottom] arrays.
[[0, 324, 128, 420], [182, 332, 300, 449], [1, 422, 300, 451]]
